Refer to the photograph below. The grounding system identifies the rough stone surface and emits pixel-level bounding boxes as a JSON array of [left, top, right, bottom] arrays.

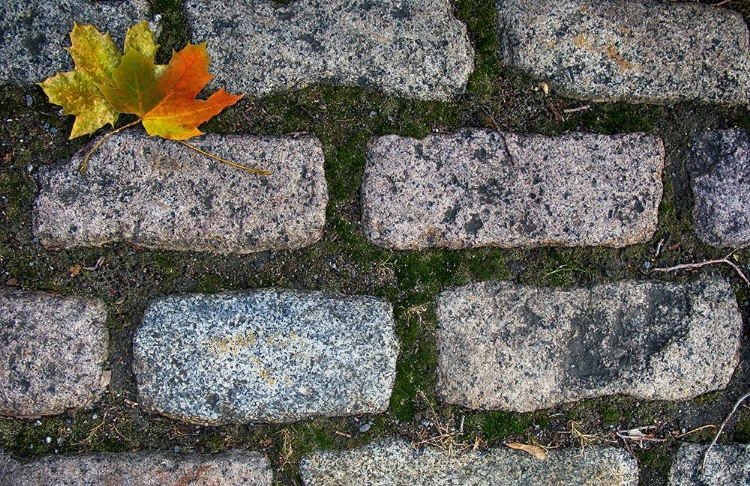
[[185, 0, 474, 101], [134, 290, 398, 425], [669, 443, 750, 486], [0, 290, 108, 417], [686, 128, 750, 248], [33, 131, 328, 254], [5, 450, 272, 485], [0, 0, 152, 84], [362, 129, 663, 249], [497, 0, 750, 104], [300, 439, 638, 485], [436, 278, 741, 412]]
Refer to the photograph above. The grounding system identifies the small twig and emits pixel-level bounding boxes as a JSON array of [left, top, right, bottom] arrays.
[[81, 120, 141, 173], [334, 431, 352, 438], [702, 391, 750, 471], [654, 238, 665, 258], [563, 104, 591, 113], [712, 0, 733, 6], [652, 251, 749, 287], [177, 140, 270, 175], [672, 424, 717, 439], [83, 256, 105, 271]]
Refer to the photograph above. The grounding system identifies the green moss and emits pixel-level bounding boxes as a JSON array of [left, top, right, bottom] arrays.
[[148, 0, 189, 59], [197, 273, 225, 293], [464, 411, 531, 442]]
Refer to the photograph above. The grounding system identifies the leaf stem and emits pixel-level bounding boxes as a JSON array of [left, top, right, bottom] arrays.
[[80, 120, 142, 173], [177, 140, 271, 176]]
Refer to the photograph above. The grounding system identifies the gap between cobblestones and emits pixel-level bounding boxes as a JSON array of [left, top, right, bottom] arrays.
[[0, 0, 749, 485]]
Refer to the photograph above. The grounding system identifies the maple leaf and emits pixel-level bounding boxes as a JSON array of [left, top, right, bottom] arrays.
[[39, 22, 265, 174], [96, 42, 242, 140]]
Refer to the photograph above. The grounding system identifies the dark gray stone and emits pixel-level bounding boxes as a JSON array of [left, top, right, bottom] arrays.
[[0, 290, 108, 417], [300, 439, 638, 485], [687, 129, 750, 248], [0, 0, 152, 84], [362, 129, 663, 249], [185, 0, 474, 100], [497, 0, 750, 104], [33, 131, 328, 254], [669, 443, 750, 486], [436, 278, 741, 412], [134, 290, 398, 425], [6, 450, 272, 485]]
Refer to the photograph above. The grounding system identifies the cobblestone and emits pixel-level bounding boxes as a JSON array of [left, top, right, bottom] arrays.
[[186, 0, 474, 100], [363, 129, 663, 249], [436, 278, 741, 412], [0, 290, 108, 417], [497, 0, 750, 104], [134, 290, 398, 424], [33, 132, 327, 254]]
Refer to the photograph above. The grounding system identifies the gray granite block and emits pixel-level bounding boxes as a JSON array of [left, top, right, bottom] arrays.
[[436, 278, 741, 412], [0, 0, 152, 84], [687, 129, 750, 248], [362, 129, 663, 249], [134, 290, 398, 425], [0, 290, 108, 417], [185, 0, 474, 101], [669, 443, 750, 486], [497, 0, 750, 104], [300, 439, 638, 485], [6, 450, 272, 485], [33, 131, 328, 254]]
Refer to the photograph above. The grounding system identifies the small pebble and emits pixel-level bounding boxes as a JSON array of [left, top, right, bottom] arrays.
[[359, 423, 371, 433], [643, 261, 652, 270], [25, 95, 32, 106], [45, 436, 51, 444], [174, 445, 181, 453]]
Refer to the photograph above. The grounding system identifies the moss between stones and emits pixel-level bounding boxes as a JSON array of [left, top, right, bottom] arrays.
[[0, 1, 749, 485]]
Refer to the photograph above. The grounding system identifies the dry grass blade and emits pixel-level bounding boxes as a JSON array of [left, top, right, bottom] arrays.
[[410, 390, 473, 456]]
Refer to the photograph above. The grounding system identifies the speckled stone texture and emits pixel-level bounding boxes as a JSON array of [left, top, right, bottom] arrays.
[[436, 278, 741, 412], [33, 131, 327, 254], [669, 443, 750, 486], [496, 0, 750, 104], [0, 0, 152, 84], [0, 290, 108, 417], [300, 439, 638, 485], [185, 0, 474, 100], [362, 129, 663, 249], [686, 129, 750, 248], [5, 450, 272, 485], [134, 290, 398, 425]]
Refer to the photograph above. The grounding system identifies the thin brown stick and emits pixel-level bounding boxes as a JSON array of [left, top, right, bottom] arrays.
[[177, 140, 270, 175], [81, 120, 141, 173], [652, 251, 749, 286], [563, 104, 591, 113], [673, 424, 717, 439], [702, 391, 750, 471]]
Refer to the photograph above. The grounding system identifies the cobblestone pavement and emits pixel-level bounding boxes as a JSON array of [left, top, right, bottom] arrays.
[[1, 0, 749, 484]]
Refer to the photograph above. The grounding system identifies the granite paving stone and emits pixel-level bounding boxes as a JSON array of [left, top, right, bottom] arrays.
[[33, 131, 328, 254], [4, 450, 272, 485], [669, 443, 750, 486], [436, 278, 741, 412], [0, 0, 152, 84], [133, 290, 398, 425], [0, 290, 108, 417], [300, 439, 638, 485], [362, 129, 663, 249], [686, 128, 750, 248], [497, 0, 750, 104], [185, 0, 474, 101]]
